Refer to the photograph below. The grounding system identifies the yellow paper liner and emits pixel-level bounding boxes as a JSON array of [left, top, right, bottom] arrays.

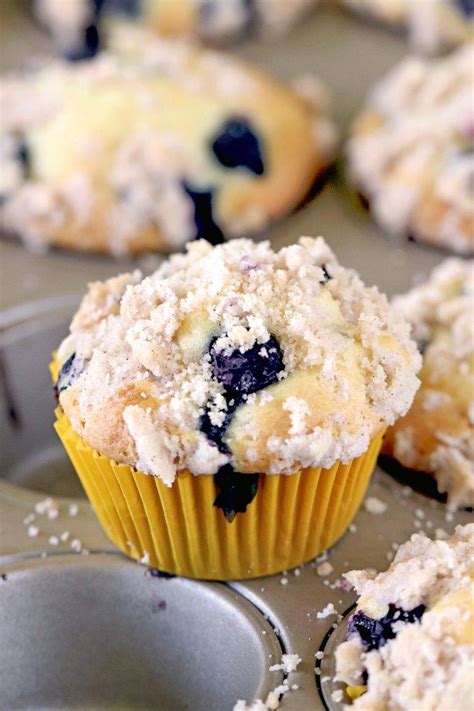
[[54, 406, 384, 579]]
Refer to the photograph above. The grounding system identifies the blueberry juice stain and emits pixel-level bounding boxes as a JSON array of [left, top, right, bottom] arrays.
[[200, 335, 284, 521]]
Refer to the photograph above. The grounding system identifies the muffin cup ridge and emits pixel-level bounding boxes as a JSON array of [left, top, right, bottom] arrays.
[[54, 406, 384, 580]]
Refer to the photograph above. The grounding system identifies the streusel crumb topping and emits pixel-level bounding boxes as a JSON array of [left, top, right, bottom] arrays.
[[384, 258, 474, 507], [57, 237, 420, 484]]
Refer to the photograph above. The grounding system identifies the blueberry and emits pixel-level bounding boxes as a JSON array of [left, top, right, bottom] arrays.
[[0, 135, 30, 204], [320, 264, 332, 283], [200, 335, 283, 450], [200, 334, 283, 518], [347, 604, 426, 651], [65, 23, 101, 61], [454, 0, 474, 17], [209, 335, 283, 398], [16, 136, 30, 176], [211, 117, 265, 175], [93, 0, 106, 13], [347, 611, 388, 651], [418, 339, 429, 356], [183, 182, 225, 245], [199, 407, 233, 454], [213, 464, 259, 522], [55, 352, 87, 398]]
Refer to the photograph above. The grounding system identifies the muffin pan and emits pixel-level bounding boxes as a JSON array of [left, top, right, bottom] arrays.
[[0, 554, 283, 711], [1, 299, 471, 711], [1, 2, 472, 709]]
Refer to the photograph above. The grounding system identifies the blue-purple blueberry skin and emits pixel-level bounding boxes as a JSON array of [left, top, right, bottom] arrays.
[[211, 117, 265, 176], [347, 604, 426, 652]]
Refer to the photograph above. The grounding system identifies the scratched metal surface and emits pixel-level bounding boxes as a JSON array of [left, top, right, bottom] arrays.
[[0, 3, 470, 710]]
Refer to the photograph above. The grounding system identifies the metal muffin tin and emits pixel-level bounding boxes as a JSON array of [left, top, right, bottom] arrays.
[[1, 2, 472, 709]]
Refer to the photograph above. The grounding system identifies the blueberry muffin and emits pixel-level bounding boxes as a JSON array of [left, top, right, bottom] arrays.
[[53, 236, 420, 578], [382, 259, 474, 508], [0, 31, 335, 255], [348, 44, 474, 255], [336, 523, 474, 710], [342, 0, 473, 52], [35, 0, 319, 58]]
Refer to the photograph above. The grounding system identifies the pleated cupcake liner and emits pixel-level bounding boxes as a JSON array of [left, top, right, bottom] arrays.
[[54, 406, 384, 580]]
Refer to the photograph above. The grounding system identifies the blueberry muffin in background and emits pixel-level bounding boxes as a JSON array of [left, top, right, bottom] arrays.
[[342, 0, 473, 53], [53, 236, 420, 579], [35, 0, 319, 58], [0, 28, 336, 255], [347, 44, 474, 255], [335, 523, 474, 711], [381, 259, 474, 509]]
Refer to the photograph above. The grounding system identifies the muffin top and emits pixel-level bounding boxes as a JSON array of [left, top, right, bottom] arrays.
[[348, 43, 473, 254], [56, 237, 420, 485], [0, 28, 334, 254], [36, 0, 319, 53], [383, 258, 474, 507], [342, 0, 473, 52], [336, 523, 474, 711]]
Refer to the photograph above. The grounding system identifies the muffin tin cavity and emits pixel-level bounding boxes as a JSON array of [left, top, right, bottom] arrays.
[[0, 298, 84, 497], [0, 553, 283, 710]]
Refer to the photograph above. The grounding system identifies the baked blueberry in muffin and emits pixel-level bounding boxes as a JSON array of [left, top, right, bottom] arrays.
[[346, 603, 426, 653], [0, 29, 336, 254], [211, 117, 265, 175], [54, 352, 89, 398], [336, 524, 474, 710]]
